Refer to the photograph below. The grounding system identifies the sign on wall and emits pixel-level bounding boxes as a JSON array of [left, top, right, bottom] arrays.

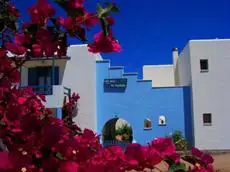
[[104, 79, 127, 92]]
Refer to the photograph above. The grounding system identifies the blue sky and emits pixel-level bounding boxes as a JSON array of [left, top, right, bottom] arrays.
[[16, 0, 230, 77]]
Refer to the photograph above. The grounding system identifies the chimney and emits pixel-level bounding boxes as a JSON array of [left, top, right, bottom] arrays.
[[172, 48, 179, 71], [172, 48, 179, 85]]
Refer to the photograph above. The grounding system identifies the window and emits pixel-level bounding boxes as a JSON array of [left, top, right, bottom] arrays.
[[203, 113, 212, 126], [28, 66, 59, 95], [200, 59, 208, 72], [159, 115, 166, 126], [144, 118, 152, 130]]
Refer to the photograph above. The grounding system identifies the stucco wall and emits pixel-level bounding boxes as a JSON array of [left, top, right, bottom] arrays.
[[177, 44, 192, 86], [189, 39, 230, 150], [20, 45, 99, 131], [62, 45, 97, 131], [96, 60, 192, 145], [143, 65, 175, 87]]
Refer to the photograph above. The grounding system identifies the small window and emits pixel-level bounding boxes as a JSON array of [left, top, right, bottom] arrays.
[[203, 113, 212, 126], [200, 59, 208, 72], [144, 118, 152, 130], [159, 115, 166, 126]]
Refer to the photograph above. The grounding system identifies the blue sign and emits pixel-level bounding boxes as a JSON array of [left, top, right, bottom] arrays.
[[104, 79, 127, 91]]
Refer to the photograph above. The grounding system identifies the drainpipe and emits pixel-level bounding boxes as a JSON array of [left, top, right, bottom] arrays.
[[51, 56, 55, 94], [52, 56, 55, 86]]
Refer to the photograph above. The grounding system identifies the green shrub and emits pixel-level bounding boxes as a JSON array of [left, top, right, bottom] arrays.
[[115, 123, 133, 142], [169, 131, 188, 151]]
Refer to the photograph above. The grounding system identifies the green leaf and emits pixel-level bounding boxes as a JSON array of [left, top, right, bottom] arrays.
[[56, 152, 64, 160], [96, 3, 104, 15], [97, 3, 119, 18], [104, 2, 119, 12], [169, 163, 186, 172], [100, 17, 109, 36]]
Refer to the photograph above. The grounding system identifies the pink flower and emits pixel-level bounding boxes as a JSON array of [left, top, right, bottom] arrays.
[[76, 11, 98, 28], [58, 161, 79, 172], [28, 0, 55, 25], [151, 137, 176, 157], [192, 147, 203, 158], [145, 148, 163, 167], [88, 31, 121, 53], [125, 143, 146, 165], [201, 153, 214, 164], [32, 44, 43, 57], [106, 16, 115, 26], [41, 119, 67, 148], [8, 4, 20, 17], [68, 0, 85, 9], [0, 152, 12, 171], [36, 28, 52, 43], [58, 17, 87, 41], [38, 94, 46, 102], [59, 17, 74, 30], [18, 97, 27, 105], [14, 33, 26, 45], [191, 147, 214, 165], [5, 43, 27, 55], [169, 152, 181, 163], [0, 48, 6, 57]]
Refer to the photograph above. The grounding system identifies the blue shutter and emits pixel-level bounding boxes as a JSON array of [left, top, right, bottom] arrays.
[[54, 66, 59, 85], [28, 68, 37, 86]]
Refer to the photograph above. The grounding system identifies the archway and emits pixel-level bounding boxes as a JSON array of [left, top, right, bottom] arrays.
[[102, 118, 133, 143]]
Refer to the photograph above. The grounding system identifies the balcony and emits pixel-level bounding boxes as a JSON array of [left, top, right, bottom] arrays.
[[19, 85, 71, 108], [20, 85, 53, 95]]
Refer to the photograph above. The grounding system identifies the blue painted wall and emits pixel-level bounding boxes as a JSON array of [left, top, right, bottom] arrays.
[[96, 60, 193, 145], [183, 87, 194, 147]]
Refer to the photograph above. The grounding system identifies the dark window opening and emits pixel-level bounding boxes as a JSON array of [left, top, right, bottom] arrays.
[[200, 59, 208, 72], [203, 113, 212, 125]]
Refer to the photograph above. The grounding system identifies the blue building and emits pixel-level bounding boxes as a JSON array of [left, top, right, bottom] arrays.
[[96, 60, 193, 146], [20, 40, 230, 150], [20, 45, 194, 148]]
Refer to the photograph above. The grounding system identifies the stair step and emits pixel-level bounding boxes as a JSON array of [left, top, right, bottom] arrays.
[[109, 66, 124, 78], [122, 73, 138, 82]]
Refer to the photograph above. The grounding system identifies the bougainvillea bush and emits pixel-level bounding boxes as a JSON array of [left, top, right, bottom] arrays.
[[0, 0, 214, 171]]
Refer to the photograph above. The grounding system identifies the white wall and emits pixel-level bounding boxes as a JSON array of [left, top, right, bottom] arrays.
[[189, 39, 230, 150], [177, 44, 192, 86], [20, 45, 99, 131], [20, 66, 28, 86], [63, 45, 98, 131], [143, 65, 175, 87]]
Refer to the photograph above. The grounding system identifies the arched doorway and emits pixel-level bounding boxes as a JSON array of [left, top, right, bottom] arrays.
[[102, 118, 133, 148]]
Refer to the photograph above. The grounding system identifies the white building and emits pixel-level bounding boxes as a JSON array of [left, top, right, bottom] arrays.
[[177, 39, 230, 150], [143, 48, 179, 87], [20, 45, 100, 131], [19, 39, 230, 150], [143, 64, 175, 87], [144, 39, 230, 150]]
